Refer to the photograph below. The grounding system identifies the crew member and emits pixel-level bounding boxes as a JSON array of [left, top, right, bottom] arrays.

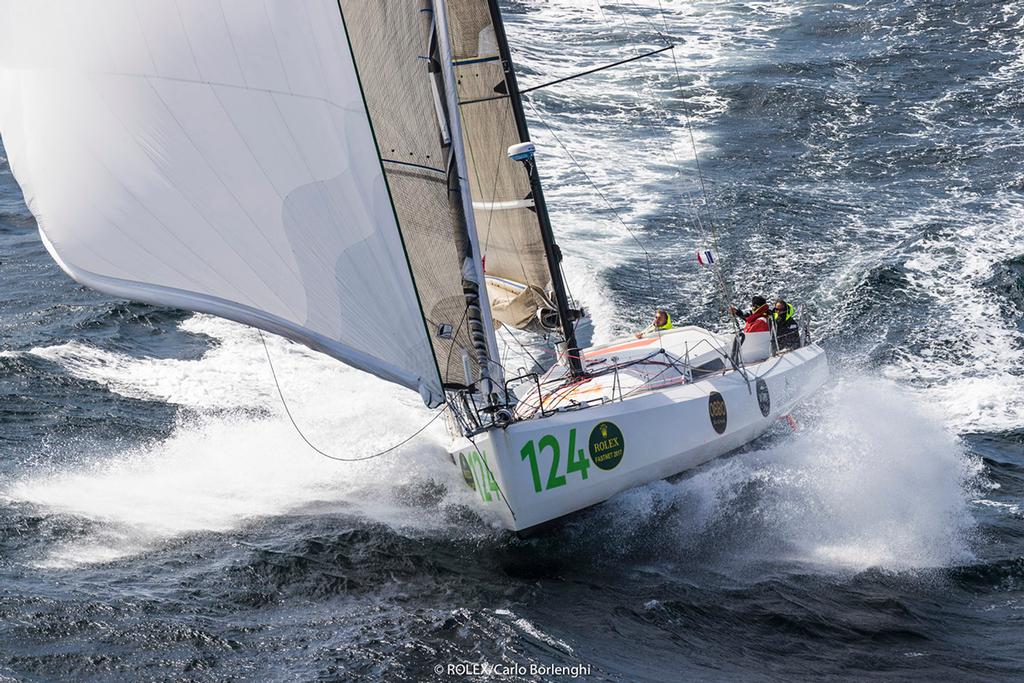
[[728, 296, 770, 333], [635, 309, 673, 338], [773, 298, 800, 350]]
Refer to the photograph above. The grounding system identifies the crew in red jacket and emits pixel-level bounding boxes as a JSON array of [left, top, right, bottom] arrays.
[[728, 296, 771, 333]]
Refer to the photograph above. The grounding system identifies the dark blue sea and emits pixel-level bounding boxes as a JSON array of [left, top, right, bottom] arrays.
[[1, 1, 1023, 680]]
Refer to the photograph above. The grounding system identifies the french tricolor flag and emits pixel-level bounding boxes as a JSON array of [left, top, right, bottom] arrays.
[[696, 249, 715, 266]]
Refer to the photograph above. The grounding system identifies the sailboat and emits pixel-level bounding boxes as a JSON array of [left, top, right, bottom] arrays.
[[0, 1, 827, 534]]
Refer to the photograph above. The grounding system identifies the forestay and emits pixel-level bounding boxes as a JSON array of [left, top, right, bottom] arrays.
[[0, 0, 491, 406]]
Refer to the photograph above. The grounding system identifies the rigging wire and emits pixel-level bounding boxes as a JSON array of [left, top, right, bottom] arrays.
[[596, 0, 738, 322], [259, 334, 519, 521], [460, 46, 675, 105], [258, 330, 444, 462], [523, 96, 657, 307], [595, 0, 721, 234], [502, 324, 546, 373], [621, 0, 720, 226]]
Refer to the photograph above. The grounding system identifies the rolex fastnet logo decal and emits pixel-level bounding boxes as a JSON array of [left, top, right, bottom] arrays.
[[589, 421, 625, 471]]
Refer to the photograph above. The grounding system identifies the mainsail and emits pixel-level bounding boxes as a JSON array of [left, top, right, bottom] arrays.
[[337, 0, 498, 393], [0, 1, 500, 406], [444, 2, 551, 308], [441, 0, 582, 369]]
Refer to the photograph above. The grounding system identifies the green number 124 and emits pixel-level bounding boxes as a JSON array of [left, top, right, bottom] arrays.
[[519, 428, 590, 493]]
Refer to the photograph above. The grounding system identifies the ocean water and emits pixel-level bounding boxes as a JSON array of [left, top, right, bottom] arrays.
[[1, 0, 1023, 681]]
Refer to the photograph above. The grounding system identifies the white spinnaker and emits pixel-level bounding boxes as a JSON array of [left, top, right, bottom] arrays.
[[0, 0, 444, 405]]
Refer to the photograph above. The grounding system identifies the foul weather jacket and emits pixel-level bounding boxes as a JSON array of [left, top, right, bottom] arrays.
[[774, 303, 800, 349], [639, 312, 673, 336], [733, 304, 770, 333]]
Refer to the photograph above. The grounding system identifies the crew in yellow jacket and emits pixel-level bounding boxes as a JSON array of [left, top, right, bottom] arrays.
[[635, 309, 673, 338]]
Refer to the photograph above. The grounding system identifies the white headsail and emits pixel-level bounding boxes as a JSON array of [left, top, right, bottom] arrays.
[[0, 0, 501, 406]]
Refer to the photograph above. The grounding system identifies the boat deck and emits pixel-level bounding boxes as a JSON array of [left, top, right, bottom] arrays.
[[513, 326, 740, 418]]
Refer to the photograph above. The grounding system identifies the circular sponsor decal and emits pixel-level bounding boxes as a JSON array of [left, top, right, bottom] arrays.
[[589, 421, 625, 471], [756, 378, 771, 417], [708, 392, 727, 434], [459, 453, 476, 490]]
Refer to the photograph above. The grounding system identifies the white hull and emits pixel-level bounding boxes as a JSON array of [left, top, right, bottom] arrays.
[[448, 332, 829, 533]]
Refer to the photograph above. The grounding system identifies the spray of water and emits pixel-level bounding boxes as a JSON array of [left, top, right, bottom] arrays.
[[581, 377, 979, 572], [8, 311, 980, 572], [7, 316, 488, 568]]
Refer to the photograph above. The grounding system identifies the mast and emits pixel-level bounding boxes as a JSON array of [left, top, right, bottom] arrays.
[[483, 0, 584, 376], [433, 0, 507, 401]]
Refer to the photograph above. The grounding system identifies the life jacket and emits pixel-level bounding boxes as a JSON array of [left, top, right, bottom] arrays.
[[744, 305, 770, 333], [656, 312, 673, 331], [773, 302, 795, 324]]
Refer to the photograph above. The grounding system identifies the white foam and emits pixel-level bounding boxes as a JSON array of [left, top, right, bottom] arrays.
[[13, 332, 982, 570], [9, 315, 494, 567], [494, 608, 575, 654], [9, 406, 463, 568], [883, 192, 1024, 432], [27, 316, 271, 410], [27, 315, 393, 414], [586, 378, 979, 572]]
